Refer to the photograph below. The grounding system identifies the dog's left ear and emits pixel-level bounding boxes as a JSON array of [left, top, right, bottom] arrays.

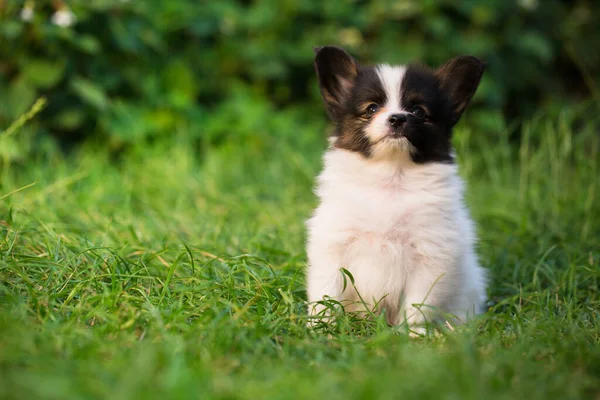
[[435, 56, 485, 126]]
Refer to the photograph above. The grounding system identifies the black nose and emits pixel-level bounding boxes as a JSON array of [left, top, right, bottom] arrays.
[[388, 114, 407, 128]]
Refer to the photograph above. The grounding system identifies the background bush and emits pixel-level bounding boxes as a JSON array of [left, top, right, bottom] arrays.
[[0, 0, 598, 150]]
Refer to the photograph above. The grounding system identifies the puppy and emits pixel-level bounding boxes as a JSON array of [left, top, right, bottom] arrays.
[[306, 46, 487, 333]]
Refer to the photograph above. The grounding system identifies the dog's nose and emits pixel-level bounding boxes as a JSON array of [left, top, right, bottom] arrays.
[[388, 114, 407, 128]]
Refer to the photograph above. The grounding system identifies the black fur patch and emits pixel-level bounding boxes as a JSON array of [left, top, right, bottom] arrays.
[[399, 64, 456, 163], [398, 57, 484, 163]]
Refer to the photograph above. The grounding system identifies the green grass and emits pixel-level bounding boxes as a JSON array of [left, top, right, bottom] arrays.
[[1, 104, 599, 400]]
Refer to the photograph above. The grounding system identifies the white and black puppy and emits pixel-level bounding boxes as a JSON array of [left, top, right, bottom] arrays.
[[306, 46, 487, 333]]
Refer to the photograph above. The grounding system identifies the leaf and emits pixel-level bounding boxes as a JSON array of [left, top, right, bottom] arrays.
[[22, 60, 65, 89], [145, 109, 177, 134], [70, 78, 109, 110], [74, 35, 102, 54], [518, 32, 554, 63], [53, 109, 86, 130], [0, 21, 23, 40], [163, 60, 198, 108], [3, 78, 36, 119], [104, 101, 149, 143]]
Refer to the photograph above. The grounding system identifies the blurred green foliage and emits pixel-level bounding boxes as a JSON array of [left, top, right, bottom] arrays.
[[0, 0, 598, 148]]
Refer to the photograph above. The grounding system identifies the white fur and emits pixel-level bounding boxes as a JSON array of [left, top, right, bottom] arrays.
[[306, 148, 487, 329], [376, 64, 405, 113], [364, 65, 408, 145]]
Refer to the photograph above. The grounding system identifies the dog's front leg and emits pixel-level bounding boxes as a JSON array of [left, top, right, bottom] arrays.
[[306, 247, 346, 326]]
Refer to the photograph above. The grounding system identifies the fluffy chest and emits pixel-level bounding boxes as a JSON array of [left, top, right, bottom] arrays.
[[315, 180, 456, 241], [334, 185, 423, 230], [309, 156, 469, 274]]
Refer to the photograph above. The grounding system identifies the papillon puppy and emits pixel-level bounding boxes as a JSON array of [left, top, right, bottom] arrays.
[[306, 46, 487, 333]]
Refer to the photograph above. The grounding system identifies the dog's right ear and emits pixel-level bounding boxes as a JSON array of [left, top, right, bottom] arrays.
[[314, 46, 359, 120]]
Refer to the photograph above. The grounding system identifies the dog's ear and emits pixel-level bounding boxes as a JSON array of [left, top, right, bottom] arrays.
[[314, 46, 359, 120], [435, 56, 485, 126]]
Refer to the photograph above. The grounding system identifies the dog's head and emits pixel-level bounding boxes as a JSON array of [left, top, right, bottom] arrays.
[[314, 46, 484, 163]]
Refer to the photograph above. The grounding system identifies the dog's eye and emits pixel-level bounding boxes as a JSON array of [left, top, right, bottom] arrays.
[[411, 106, 426, 119], [366, 103, 379, 117]]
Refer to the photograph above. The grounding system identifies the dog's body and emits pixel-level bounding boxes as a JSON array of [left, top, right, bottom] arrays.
[[306, 47, 487, 331]]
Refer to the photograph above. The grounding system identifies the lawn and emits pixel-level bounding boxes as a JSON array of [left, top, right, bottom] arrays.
[[1, 104, 599, 400]]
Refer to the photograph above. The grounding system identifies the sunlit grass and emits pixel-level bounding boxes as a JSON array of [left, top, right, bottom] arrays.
[[1, 104, 599, 399]]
